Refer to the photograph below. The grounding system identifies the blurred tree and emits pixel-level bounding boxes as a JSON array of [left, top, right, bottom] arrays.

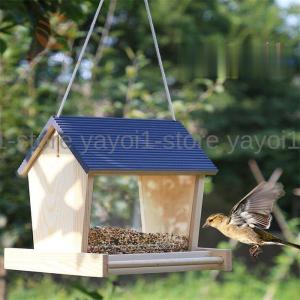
[[0, 0, 299, 252]]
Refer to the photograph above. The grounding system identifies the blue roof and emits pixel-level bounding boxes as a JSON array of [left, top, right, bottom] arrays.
[[18, 116, 218, 175]]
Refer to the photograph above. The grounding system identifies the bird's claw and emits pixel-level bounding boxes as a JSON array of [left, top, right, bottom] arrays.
[[249, 245, 262, 258]]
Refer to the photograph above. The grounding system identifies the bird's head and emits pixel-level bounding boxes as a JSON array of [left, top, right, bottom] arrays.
[[202, 213, 227, 229]]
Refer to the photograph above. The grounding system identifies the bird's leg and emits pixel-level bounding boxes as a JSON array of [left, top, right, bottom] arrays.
[[249, 245, 263, 258], [249, 245, 256, 256]]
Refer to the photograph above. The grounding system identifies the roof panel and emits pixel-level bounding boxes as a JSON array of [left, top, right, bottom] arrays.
[[18, 116, 218, 175]]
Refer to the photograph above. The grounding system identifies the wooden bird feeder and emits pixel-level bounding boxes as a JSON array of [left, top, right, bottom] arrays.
[[4, 116, 231, 277]]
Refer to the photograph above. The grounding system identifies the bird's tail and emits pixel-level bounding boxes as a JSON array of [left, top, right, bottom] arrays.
[[278, 240, 300, 250], [269, 235, 300, 250], [253, 228, 300, 250]]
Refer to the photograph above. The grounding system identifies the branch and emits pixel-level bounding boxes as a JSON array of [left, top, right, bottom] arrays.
[[293, 188, 300, 197], [248, 160, 300, 300], [92, 0, 117, 79], [0, 256, 7, 300], [262, 233, 300, 300], [248, 160, 295, 241]]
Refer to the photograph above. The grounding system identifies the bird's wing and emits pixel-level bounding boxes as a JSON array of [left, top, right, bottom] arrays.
[[229, 181, 284, 229]]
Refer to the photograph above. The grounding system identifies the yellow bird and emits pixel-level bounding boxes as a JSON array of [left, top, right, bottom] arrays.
[[203, 181, 300, 257]]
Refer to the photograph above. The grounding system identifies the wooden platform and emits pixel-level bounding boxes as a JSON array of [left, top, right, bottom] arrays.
[[4, 248, 231, 277]]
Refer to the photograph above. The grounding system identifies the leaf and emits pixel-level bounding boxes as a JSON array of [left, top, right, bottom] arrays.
[[0, 38, 7, 54], [70, 281, 103, 299]]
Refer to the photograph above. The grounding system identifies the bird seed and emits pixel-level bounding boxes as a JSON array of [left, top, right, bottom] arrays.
[[88, 226, 189, 254]]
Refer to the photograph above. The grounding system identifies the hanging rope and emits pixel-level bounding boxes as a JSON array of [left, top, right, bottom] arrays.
[[143, 0, 175, 120], [56, 0, 176, 120], [56, 0, 105, 117]]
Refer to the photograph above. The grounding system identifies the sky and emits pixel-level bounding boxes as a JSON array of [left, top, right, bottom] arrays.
[[276, 0, 300, 8], [276, 0, 300, 28]]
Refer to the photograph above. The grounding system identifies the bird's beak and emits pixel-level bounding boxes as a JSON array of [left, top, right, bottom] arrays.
[[202, 222, 209, 228]]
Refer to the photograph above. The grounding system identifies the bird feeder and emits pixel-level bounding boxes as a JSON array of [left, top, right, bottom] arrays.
[[4, 116, 231, 277]]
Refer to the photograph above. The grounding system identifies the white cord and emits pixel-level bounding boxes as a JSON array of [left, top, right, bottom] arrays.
[[144, 0, 176, 120], [56, 0, 105, 117], [57, 0, 176, 120]]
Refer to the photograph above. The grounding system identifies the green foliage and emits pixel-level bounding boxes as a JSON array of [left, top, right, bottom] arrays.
[[92, 176, 139, 227], [0, 0, 299, 298], [8, 276, 89, 300], [7, 260, 300, 300]]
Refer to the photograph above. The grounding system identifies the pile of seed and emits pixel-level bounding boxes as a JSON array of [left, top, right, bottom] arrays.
[[87, 227, 189, 254]]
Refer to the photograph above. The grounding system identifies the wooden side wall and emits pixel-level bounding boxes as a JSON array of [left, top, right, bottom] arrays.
[[138, 175, 205, 247], [28, 132, 93, 252]]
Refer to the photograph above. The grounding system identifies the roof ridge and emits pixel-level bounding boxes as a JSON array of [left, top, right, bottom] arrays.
[[54, 115, 178, 122]]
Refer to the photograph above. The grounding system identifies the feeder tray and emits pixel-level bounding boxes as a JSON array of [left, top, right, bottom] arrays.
[[88, 227, 189, 254]]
